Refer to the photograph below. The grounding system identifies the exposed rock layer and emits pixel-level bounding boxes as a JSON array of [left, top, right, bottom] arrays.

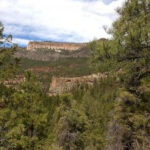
[[49, 73, 107, 95], [27, 41, 87, 51]]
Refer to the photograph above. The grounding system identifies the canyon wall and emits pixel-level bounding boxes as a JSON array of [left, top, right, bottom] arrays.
[[27, 41, 87, 51], [49, 73, 108, 95]]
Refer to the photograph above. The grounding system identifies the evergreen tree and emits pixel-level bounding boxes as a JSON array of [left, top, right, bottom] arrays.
[[107, 1, 150, 149], [0, 23, 49, 150], [88, 39, 117, 72], [112, 0, 150, 60], [88, 1, 150, 149], [111, 0, 150, 87]]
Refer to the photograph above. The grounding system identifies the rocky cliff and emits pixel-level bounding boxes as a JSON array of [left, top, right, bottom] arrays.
[[27, 41, 87, 51], [49, 73, 107, 95]]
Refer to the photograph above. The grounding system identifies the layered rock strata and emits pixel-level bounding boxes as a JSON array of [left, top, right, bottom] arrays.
[[49, 73, 107, 95], [27, 41, 86, 51]]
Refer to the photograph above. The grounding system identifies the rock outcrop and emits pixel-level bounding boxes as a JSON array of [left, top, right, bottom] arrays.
[[49, 73, 107, 95], [27, 41, 87, 51], [3, 75, 25, 88]]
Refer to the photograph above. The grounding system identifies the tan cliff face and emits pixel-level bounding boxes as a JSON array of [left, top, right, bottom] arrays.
[[48, 69, 122, 96], [27, 41, 87, 51], [49, 73, 108, 95]]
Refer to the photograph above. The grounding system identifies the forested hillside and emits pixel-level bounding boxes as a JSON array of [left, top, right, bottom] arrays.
[[0, 0, 150, 150]]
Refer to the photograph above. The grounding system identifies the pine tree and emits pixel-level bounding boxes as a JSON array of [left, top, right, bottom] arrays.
[[112, 0, 150, 60], [106, 1, 150, 149], [0, 23, 49, 150]]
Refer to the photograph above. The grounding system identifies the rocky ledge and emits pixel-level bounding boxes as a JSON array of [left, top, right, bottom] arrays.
[[49, 73, 107, 95]]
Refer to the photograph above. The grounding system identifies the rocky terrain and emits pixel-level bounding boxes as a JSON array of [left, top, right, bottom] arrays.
[[27, 41, 87, 51], [49, 73, 107, 95]]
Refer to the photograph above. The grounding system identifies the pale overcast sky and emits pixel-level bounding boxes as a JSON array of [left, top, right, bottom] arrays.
[[0, 0, 125, 46]]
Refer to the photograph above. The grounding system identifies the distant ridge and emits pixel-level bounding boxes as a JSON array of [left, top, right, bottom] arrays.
[[27, 41, 87, 51]]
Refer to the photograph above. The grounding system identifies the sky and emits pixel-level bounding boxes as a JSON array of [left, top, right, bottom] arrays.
[[0, 0, 125, 47]]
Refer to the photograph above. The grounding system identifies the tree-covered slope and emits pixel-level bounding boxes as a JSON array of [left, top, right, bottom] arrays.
[[0, 0, 150, 149]]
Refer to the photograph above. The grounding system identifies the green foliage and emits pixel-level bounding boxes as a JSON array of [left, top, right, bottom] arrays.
[[50, 76, 117, 150], [19, 57, 94, 92], [0, 73, 49, 149], [0, 43, 50, 150], [0, 48, 20, 81], [88, 0, 150, 149], [111, 0, 150, 60], [53, 94, 89, 150], [19, 57, 93, 77], [88, 40, 118, 72], [109, 86, 150, 150], [1, 0, 150, 149]]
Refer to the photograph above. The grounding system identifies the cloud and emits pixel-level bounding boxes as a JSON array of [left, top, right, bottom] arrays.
[[0, 0, 125, 46], [13, 38, 29, 46]]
